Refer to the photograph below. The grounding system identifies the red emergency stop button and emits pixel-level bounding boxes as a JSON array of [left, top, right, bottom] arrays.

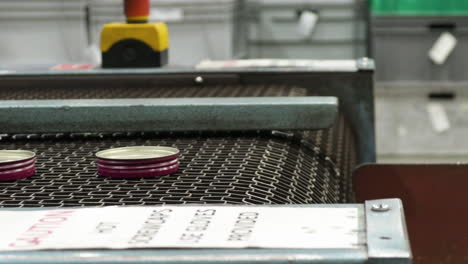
[[125, 0, 150, 23]]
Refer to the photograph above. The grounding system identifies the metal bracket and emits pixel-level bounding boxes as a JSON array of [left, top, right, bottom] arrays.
[[365, 199, 412, 264], [0, 97, 338, 134]]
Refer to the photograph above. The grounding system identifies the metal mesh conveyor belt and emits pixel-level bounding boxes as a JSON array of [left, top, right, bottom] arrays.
[[0, 84, 308, 99], [0, 84, 357, 207]]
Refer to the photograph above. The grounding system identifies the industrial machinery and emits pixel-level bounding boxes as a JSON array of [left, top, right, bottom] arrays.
[[101, 0, 169, 68], [0, 58, 412, 263]]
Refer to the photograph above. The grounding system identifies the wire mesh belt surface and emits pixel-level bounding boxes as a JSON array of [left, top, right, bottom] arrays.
[[0, 84, 308, 99], [0, 84, 357, 207]]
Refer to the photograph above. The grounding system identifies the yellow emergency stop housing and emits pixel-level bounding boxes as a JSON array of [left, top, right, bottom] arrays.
[[101, 22, 169, 68]]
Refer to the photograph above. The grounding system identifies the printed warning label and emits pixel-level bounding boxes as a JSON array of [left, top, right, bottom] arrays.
[[0, 206, 359, 251]]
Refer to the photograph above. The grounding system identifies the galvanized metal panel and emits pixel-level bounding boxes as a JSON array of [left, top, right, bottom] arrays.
[[373, 16, 468, 82], [0, 248, 368, 264], [365, 199, 412, 264], [245, 0, 368, 59]]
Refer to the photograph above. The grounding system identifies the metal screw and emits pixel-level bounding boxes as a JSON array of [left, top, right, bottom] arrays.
[[195, 76, 204, 84], [371, 204, 390, 212]]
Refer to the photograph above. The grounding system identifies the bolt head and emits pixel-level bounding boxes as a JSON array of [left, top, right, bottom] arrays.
[[195, 76, 204, 84], [371, 204, 390, 212]]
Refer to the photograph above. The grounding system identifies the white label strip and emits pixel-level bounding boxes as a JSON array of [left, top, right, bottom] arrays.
[[298, 11, 319, 37], [0, 206, 359, 251], [429, 32, 457, 65], [196, 59, 357, 71], [151, 8, 184, 22], [427, 103, 450, 133]]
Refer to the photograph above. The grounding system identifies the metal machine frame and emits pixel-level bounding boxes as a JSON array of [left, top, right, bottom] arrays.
[[0, 59, 375, 164], [0, 199, 411, 264], [0, 59, 409, 263]]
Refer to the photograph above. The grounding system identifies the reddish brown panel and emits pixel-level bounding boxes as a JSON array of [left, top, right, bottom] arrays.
[[354, 164, 468, 264]]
